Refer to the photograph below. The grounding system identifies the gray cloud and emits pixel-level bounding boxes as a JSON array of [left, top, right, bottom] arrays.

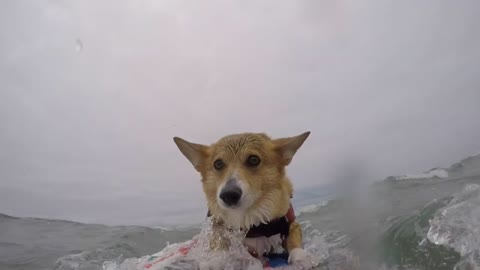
[[1, 0, 479, 225]]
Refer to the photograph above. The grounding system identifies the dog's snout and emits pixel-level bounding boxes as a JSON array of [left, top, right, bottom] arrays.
[[219, 186, 242, 206]]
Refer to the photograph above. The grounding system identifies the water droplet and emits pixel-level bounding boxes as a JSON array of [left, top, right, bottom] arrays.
[[75, 38, 83, 53]]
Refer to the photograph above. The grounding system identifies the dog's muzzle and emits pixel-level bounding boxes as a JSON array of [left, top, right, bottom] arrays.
[[219, 179, 242, 207]]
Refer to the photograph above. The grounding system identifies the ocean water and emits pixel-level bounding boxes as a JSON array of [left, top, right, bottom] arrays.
[[1, 155, 480, 270]]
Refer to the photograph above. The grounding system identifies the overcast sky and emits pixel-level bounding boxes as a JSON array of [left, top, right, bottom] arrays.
[[1, 0, 479, 226]]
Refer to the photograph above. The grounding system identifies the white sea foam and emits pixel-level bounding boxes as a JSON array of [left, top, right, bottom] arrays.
[[427, 184, 480, 269], [104, 217, 325, 270], [296, 201, 330, 217]]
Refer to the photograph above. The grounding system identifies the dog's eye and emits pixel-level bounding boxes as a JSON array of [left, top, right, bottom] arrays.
[[246, 155, 261, 167], [213, 159, 225, 170]]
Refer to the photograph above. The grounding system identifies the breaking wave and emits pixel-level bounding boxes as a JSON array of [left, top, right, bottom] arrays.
[[427, 184, 480, 270], [296, 201, 330, 217]]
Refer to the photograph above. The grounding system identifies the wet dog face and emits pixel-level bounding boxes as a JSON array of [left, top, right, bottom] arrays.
[[174, 132, 310, 221]]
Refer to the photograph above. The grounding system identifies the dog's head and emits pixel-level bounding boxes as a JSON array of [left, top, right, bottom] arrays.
[[173, 132, 310, 227]]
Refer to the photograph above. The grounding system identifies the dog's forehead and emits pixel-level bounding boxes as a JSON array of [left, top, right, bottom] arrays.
[[212, 133, 271, 154]]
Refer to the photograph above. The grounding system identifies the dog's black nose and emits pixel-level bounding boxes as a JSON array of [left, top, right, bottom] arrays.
[[219, 186, 242, 206]]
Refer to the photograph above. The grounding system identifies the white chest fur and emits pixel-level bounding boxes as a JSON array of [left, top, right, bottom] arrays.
[[242, 233, 284, 257]]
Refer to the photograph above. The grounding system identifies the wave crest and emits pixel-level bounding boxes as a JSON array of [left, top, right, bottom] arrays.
[[427, 184, 480, 269]]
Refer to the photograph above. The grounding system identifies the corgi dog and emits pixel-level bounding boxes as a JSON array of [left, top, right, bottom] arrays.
[[173, 132, 310, 264]]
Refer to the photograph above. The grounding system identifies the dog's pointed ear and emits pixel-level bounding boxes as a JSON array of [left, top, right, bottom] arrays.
[[274, 131, 310, 165], [173, 137, 208, 172]]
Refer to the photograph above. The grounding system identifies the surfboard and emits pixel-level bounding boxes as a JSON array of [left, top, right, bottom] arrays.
[[139, 238, 290, 270]]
